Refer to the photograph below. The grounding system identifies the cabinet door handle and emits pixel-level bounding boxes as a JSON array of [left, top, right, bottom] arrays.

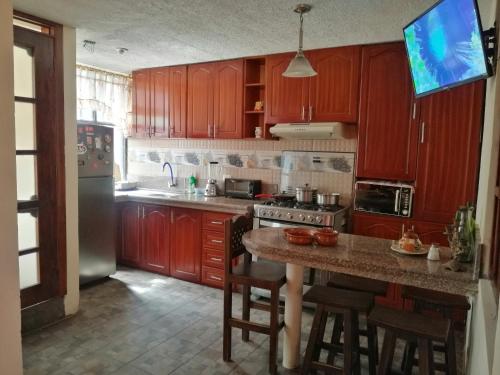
[[142, 206, 145, 218], [214, 124, 218, 138], [210, 257, 223, 262], [210, 221, 223, 225], [171, 210, 174, 224], [420, 122, 426, 143], [137, 205, 140, 219], [211, 239, 223, 244], [301, 106, 305, 120], [210, 275, 223, 281], [309, 106, 313, 121], [412, 102, 417, 120]]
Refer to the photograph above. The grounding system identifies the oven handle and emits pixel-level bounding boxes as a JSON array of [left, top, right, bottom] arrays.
[[258, 219, 298, 228], [394, 189, 401, 213]]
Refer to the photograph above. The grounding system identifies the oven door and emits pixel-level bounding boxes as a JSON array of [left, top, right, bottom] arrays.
[[254, 218, 298, 229]]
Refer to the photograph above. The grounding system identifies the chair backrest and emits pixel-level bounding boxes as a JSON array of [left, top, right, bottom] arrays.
[[224, 215, 253, 275]]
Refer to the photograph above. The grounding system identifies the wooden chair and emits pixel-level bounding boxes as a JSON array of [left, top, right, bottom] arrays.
[[327, 273, 389, 375], [368, 305, 454, 375], [222, 215, 286, 374], [302, 285, 375, 375], [400, 286, 470, 375]]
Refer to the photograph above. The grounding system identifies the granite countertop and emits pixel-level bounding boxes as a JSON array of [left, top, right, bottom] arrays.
[[242, 228, 478, 296], [115, 189, 254, 215]]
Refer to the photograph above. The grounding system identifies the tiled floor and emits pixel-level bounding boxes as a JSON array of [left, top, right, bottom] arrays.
[[22, 267, 461, 374]]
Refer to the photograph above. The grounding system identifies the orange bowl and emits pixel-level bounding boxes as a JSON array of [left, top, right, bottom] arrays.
[[313, 228, 339, 246], [283, 228, 314, 245]]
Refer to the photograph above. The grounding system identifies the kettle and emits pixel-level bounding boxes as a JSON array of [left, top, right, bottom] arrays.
[[204, 162, 218, 197]]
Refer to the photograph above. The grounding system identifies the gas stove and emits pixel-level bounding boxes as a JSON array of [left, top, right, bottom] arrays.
[[254, 200, 348, 228]]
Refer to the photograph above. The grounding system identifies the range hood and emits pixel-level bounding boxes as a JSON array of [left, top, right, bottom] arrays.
[[269, 122, 347, 140]]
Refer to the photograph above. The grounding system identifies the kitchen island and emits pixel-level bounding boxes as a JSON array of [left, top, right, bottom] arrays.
[[242, 227, 478, 369]]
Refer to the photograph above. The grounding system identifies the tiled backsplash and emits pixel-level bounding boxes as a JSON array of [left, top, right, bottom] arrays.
[[127, 137, 357, 205]]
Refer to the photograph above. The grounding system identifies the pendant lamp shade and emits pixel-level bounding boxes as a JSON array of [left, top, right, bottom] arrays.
[[283, 4, 317, 78]]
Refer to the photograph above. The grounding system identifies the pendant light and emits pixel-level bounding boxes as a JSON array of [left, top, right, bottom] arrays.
[[283, 4, 317, 78]]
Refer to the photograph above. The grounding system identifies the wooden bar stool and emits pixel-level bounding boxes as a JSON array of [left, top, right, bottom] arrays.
[[368, 305, 454, 375], [222, 215, 286, 375], [327, 273, 389, 375], [401, 286, 470, 375], [302, 285, 374, 375]]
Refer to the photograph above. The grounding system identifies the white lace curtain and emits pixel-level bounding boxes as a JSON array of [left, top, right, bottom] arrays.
[[76, 65, 131, 135]]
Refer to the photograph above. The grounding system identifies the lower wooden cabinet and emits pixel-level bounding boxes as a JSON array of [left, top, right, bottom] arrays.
[[120, 203, 142, 267], [170, 207, 202, 282]]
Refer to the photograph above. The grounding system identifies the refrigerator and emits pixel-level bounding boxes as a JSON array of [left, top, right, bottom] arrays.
[[77, 122, 116, 285]]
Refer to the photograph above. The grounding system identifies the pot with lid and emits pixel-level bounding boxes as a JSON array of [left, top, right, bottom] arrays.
[[317, 192, 340, 206], [295, 184, 317, 203]]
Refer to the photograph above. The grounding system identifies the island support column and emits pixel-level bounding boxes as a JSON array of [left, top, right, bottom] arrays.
[[283, 263, 304, 369]]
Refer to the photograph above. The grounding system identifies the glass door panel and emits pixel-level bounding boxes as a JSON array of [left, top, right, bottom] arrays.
[[13, 45, 35, 98], [15, 155, 38, 201], [19, 252, 40, 290], [17, 211, 39, 251], [14, 101, 36, 150]]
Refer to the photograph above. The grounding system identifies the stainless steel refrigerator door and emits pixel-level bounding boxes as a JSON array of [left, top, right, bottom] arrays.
[[78, 176, 116, 285]]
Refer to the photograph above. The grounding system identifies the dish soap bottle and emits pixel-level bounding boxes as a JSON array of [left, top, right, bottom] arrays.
[[187, 175, 197, 194]]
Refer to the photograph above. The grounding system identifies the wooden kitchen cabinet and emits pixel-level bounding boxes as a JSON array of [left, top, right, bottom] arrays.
[[170, 207, 202, 282], [307, 46, 361, 123], [150, 67, 169, 138], [352, 212, 405, 241], [169, 65, 187, 138], [119, 203, 142, 267], [409, 220, 448, 247], [131, 70, 150, 137], [356, 42, 419, 181], [187, 60, 244, 139], [142, 205, 170, 274], [413, 80, 484, 223]]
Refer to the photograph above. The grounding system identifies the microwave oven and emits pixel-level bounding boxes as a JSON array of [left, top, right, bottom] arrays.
[[354, 180, 414, 217], [224, 178, 261, 199]]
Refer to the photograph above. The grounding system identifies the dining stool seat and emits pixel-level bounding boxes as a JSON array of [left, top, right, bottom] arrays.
[[302, 285, 375, 375], [232, 260, 286, 284], [368, 305, 454, 375]]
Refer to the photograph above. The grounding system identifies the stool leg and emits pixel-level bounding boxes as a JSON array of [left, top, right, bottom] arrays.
[[446, 330, 457, 375], [242, 284, 250, 342], [302, 304, 325, 375], [352, 312, 361, 375], [367, 323, 377, 375], [403, 341, 417, 375], [378, 330, 396, 375], [223, 280, 232, 362], [269, 286, 279, 375], [417, 338, 433, 375], [343, 309, 354, 375], [312, 308, 329, 364], [327, 313, 343, 365]]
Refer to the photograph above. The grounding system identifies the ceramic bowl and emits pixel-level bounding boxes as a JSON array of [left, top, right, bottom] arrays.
[[283, 228, 314, 245], [313, 228, 339, 246]]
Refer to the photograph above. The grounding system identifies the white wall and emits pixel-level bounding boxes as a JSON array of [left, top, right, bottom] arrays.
[[0, 0, 24, 373], [63, 26, 79, 315]]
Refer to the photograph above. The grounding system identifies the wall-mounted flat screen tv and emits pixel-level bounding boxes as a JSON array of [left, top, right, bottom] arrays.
[[403, 0, 489, 97]]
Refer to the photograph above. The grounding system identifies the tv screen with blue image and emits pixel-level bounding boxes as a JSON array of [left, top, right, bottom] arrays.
[[403, 0, 489, 97]]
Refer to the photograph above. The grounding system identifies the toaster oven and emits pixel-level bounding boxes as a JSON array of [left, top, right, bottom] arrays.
[[224, 178, 261, 199]]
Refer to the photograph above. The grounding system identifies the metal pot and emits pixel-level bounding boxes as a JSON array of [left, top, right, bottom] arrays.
[[295, 184, 317, 203], [317, 192, 340, 206]]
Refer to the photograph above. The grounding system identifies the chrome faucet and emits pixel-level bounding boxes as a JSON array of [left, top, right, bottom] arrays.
[[162, 162, 176, 188]]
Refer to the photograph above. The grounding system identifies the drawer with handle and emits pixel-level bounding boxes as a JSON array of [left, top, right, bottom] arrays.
[[203, 248, 225, 269], [203, 230, 225, 250], [202, 212, 233, 232], [202, 266, 224, 289]]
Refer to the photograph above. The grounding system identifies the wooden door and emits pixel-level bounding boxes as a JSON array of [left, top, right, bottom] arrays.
[[357, 43, 419, 181], [491, 154, 500, 287], [150, 67, 169, 138], [187, 63, 214, 138], [132, 70, 150, 137], [141, 205, 170, 275], [120, 203, 141, 266], [170, 208, 202, 282], [308, 46, 361, 123], [413, 81, 484, 223], [352, 212, 406, 240], [265, 53, 309, 124], [169, 65, 187, 138], [213, 59, 243, 139], [409, 220, 448, 247]]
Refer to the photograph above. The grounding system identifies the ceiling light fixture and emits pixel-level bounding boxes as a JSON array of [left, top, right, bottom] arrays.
[[82, 40, 96, 53], [283, 4, 317, 78], [116, 47, 128, 55]]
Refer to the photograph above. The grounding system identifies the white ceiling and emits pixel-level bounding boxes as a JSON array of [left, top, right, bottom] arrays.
[[13, 0, 495, 74]]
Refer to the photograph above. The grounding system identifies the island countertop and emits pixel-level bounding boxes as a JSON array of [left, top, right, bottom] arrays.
[[242, 227, 478, 296]]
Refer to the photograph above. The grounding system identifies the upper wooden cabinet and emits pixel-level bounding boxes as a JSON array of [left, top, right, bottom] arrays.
[[265, 47, 361, 124], [356, 43, 419, 181], [187, 59, 243, 139], [131, 66, 187, 139], [413, 81, 484, 223]]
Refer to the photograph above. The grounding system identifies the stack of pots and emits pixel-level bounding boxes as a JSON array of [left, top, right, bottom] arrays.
[[295, 184, 340, 206]]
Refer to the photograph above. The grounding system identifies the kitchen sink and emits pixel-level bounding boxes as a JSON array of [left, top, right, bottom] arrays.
[[147, 192, 179, 197]]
